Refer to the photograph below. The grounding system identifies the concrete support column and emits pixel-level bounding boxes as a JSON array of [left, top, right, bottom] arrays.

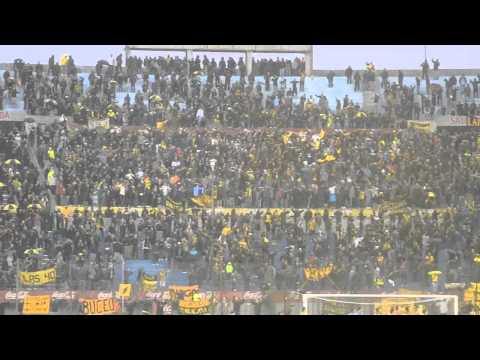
[[305, 51, 313, 76], [125, 46, 131, 64], [186, 50, 193, 97], [246, 51, 253, 76]]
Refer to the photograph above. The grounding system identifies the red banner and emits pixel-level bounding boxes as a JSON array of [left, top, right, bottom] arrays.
[[214, 291, 265, 302]]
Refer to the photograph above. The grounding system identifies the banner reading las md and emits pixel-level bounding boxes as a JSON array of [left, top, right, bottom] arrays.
[[20, 268, 56, 286]]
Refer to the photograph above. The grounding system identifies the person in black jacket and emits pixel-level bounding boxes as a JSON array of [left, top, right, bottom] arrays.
[[238, 57, 246, 80], [219, 57, 226, 76], [398, 70, 404, 87], [354, 72, 361, 92], [345, 66, 353, 84], [421, 60, 429, 80], [327, 70, 335, 88]]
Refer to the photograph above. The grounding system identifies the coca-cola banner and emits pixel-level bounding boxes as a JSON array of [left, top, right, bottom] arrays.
[[1, 290, 264, 303], [0, 291, 116, 303], [214, 291, 265, 302]]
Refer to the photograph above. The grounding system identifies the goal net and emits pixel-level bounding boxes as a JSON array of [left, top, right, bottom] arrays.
[[302, 293, 459, 315]]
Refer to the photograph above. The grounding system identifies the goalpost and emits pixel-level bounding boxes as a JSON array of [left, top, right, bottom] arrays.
[[302, 293, 459, 315]]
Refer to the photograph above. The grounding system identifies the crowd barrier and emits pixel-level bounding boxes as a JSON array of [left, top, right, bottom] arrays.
[[0, 286, 475, 315]]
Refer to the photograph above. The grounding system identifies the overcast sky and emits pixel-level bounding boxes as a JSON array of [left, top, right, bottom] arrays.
[[0, 45, 478, 70]]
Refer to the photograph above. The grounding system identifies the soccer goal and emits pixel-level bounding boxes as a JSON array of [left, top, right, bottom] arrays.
[[302, 293, 459, 315]]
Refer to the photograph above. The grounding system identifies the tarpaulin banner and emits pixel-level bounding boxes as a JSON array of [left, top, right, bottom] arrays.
[[166, 198, 182, 211], [375, 298, 426, 315], [304, 264, 334, 281], [435, 115, 480, 127], [23, 295, 51, 315], [20, 268, 56, 286], [466, 117, 480, 127], [169, 285, 199, 301], [464, 283, 480, 305], [88, 118, 110, 130], [56, 206, 168, 218], [191, 194, 214, 208], [55, 206, 454, 220], [80, 298, 119, 315], [178, 298, 210, 315], [407, 121, 433, 132]]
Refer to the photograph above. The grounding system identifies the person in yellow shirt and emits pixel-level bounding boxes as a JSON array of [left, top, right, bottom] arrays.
[[192, 291, 201, 302], [428, 270, 442, 292], [307, 218, 316, 234], [264, 211, 273, 234], [47, 146, 55, 160]]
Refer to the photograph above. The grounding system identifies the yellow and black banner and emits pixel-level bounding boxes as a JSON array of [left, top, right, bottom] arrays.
[[80, 298, 119, 315], [166, 198, 183, 211], [20, 268, 56, 286], [466, 117, 480, 127], [304, 264, 334, 281], [141, 273, 158, 291], [375, 298, 426, 315], [169, 285, 199, 301], [191, 194, 214, 208], [464, 283, 480, 304], [178, 297, 210, 315], [408, 121, 433, 132]]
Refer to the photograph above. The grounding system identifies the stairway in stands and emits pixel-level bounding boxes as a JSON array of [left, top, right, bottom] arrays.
[[26, 128, 57, 222]]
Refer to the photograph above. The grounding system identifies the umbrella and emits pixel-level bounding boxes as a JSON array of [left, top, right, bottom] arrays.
[[2, 204, 17, 211], [24, 248, 43, 256], [27, 204, 42, 209], [4, 159, 21, 165], [45, 99, 58, 106]]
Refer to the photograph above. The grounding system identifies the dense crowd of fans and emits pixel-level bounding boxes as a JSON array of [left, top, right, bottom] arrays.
[[1, 55, 479, 128], [1, 121, 479, 293], [34, 124, 480, 211], [0, 54, 479, 304]]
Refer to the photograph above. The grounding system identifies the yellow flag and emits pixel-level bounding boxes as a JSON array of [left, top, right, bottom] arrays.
[[317, 154, 336, 164], [222, 227, 232, 236], [60, 54, 70, 66], [282, 132, 292, 145], [156, 120, 167, 130], [117, 283, 132, 298], [327, 114, 334, 128], [191, 194, 214, 208], [141, 277, 157, 291]]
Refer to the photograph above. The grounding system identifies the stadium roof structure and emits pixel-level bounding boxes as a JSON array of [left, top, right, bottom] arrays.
[[125, 45, 314, 75]]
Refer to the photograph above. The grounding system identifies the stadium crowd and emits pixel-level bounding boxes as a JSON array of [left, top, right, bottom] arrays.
[[1, 55, 479, 128], [35, 123, 480, 210], [0, 54, 479, 304], [1, 178, 479, 293], [0, 121, 479, 293]]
